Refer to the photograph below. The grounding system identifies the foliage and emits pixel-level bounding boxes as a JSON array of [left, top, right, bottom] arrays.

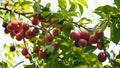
[[0, 0, 120, 68]]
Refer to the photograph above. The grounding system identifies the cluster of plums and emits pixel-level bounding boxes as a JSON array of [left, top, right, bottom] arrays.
[[21, 41, 59, 59], [3, 21, 39, 41], [70, 29, 107, 62], [70, 29, 104, 47], [2, 14, 60, 59], [3, 15, 107, 62]]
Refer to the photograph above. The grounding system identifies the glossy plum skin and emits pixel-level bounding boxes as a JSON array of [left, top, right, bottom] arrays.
[[98, 52, 107, 62], [70, 32, 80, 41], [22, 48, 29, 56]]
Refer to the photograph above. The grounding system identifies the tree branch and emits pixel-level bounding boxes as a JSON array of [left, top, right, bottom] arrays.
[[0, 6, 33, 20], [72, 22, 93, 31], [101, 38, 115, 68]]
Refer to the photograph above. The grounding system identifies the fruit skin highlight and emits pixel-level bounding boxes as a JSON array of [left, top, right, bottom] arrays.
[[78, 39, 87, 47], [88, 35, 98, 44], [98, 52, 107, 62], [80, 30, 90, 39], [70, 32, 80, 41], [31, 16, 39, 25], [22, 48, 29, 56]]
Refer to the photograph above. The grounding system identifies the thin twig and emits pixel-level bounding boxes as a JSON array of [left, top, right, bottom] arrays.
[[101, 39, 115, 68], [0, 6, 33, 20], [72, 22, 93, 31], [13, 61, 24, 68]]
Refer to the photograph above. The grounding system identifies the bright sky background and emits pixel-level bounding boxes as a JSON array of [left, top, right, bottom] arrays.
[[1, 0, 119, 68]]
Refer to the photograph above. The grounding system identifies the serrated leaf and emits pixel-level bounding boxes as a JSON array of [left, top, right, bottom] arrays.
[[84, 46, 97, 53], [78, 0, 88, 8]]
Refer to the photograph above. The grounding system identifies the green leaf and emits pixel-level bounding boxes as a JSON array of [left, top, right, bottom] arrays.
[[114, 0, 120, 8], [33, 2, 41, 14], [110, 21, 120, 44], [75, 65, 88, 68], [84, 46, 97, 53], [58, 0, 67, 9], [112, 60, 120, 67], [57, 18, 65, 25], [42, 3, 51, 11], [61, 42, 71, 47], [94, 5, 118, 17], [78, 0, 88, 8], [78, 4, 83, 15], [63, 22, 74, 37], [24, 65, 34, 68], [116, 54, 120, 59], [68, 1, 77, 12], [78, 17, 92, 25], [46, 45, 54, 53], [20, 1, 32, 6]]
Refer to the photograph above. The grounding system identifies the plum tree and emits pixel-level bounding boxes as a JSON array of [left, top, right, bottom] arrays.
[[0, 0, 120, 68]]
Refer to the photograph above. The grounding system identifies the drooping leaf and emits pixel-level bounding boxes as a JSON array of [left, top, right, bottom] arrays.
[[84, 46, 97, 53], [68, 1, 77, 12], [78, 0, 88, 8], [78, 4, 83, 15], [110, 19, 120, 44]]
